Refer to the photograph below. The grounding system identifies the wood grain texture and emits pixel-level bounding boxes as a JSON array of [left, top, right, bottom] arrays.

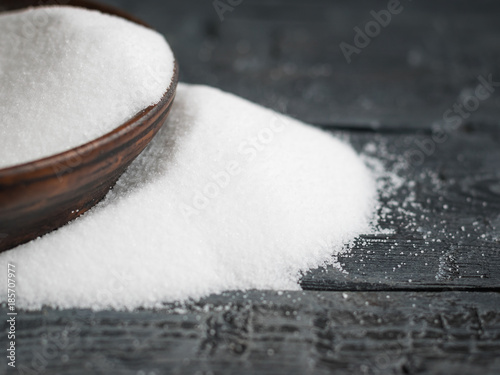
[[2, 130, 498, 374], [0, 0, 179, 252], [301, 128, 500, 292], [1, 1, 499, 374], [3, 291, 500, 374]]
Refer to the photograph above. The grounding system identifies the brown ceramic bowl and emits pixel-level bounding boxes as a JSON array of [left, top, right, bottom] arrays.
[[0, 0, 178, 252]]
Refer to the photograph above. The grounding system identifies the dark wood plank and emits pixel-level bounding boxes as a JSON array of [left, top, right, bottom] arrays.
[[0, 2, 495, 287], [1, 2, 499, 374], [302, 126, 500, 291], [4, 291, 500, 374], [91, 0, 500, 291], [100, 0, 500, 129]]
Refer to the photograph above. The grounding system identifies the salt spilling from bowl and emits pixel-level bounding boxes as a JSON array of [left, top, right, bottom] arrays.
[[0, 84, 378, 310], [0, 6, 174, 168]]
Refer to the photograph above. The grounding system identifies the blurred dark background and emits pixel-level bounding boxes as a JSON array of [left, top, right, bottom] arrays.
[[97, 0, 500, 130], [2, 2, 500, 374]]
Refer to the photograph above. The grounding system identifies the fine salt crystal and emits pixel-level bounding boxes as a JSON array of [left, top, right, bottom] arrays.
[[0, 6, 174, 168], [0, 84, 378, 310]]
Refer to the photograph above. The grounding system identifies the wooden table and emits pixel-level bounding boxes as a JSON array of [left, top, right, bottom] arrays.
[[2, 0, 499, 373]]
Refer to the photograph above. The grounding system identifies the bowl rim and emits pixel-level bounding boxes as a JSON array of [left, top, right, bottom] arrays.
[[0, 0, 178, 180], [0, 64, 178, 180]]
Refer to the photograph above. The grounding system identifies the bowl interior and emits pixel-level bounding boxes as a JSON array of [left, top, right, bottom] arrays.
[[0, 0, 178, 252]]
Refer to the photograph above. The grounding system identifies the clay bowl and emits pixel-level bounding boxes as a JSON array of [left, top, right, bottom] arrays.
[[0, 0, 178, 252]]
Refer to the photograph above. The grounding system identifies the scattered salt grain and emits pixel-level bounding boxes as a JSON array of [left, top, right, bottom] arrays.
[[0, 84, 378, 310], [0, 6, 174, 168]]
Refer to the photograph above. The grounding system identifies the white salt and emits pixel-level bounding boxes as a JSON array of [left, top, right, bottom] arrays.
[[0, 84, 378, 310], [0, 6, 174, 168]]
